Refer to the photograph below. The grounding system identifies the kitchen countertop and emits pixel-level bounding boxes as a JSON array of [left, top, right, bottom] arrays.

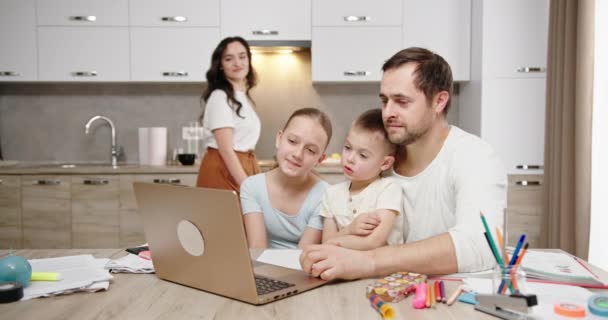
[[0, 160, 344, 175]]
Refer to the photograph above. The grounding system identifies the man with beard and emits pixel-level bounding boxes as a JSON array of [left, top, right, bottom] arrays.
[[301, 47, 507, 279]]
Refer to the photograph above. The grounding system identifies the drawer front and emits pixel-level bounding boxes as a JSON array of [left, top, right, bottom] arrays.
[[312, 0, 402, 26], [129, 0, 219, 27], [37, 0, 128, 26], [0, 175, 22, 248]]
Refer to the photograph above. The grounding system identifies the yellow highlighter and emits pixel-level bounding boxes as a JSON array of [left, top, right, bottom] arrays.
[[31, 272, 61, 281]]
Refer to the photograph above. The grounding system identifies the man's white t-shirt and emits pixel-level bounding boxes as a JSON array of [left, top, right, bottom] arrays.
[[202, 89, 261, 152], [392, 126, 507, 272]]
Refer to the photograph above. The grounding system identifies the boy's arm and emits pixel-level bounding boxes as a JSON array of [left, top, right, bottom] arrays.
[[326, 209, 397, 250], [322, 217, 340, 243]]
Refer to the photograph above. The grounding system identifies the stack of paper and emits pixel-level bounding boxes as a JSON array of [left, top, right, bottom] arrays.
[[105, 254, 154, 273], [24, 255, 113, 300], [256, 249, 303, 271], [520, 251, 605, 287]]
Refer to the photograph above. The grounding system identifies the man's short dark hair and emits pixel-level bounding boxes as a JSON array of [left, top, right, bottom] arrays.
[[382, 47, 453, 114]]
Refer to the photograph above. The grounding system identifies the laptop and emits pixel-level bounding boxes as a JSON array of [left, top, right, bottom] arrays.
[[133, 182, 328, 305]]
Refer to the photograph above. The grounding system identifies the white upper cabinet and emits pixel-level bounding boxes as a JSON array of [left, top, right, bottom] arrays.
[[312, 0, 402, 26], [38, 27, 129, 81], [0, 0, 37, 81], [481, 78, 546, 172], [130, 28, 219, 81], [129, 0, 219, 27], [482, 0, 549, 78], [36, 0, 128, 26], [312, 27, 402, 82], [221, 0, 311, 40], [402, 0, 471, 81]]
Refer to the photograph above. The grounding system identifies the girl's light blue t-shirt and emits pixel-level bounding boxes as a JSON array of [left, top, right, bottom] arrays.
[[240, 173, 328, 249]]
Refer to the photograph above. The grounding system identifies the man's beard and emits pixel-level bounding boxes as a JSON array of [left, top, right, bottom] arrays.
[[388, 125, 429, 146]]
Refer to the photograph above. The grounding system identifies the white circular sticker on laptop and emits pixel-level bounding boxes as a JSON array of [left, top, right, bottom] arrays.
[[177, 220, 205, 256]]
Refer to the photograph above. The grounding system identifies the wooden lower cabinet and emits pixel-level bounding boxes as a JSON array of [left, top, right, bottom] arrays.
[[0, 175, 22, 249], [71, 175, 120, 248], [506, 174, 544, 247], [21, 175, 72, 248]]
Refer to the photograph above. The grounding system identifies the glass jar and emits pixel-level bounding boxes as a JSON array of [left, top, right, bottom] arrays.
[[492, 264, 528, 295]]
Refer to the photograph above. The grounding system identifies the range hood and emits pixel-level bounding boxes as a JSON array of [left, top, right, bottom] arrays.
[[249, 40, 311, 53]]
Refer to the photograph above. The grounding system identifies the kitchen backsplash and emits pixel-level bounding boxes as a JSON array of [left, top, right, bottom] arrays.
[[0, 51, 459, 162]]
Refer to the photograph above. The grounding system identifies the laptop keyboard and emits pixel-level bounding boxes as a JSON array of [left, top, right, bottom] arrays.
[[255, 276, 295, 295]]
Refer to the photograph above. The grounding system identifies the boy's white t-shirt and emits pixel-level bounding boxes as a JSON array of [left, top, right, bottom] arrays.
[[392, 126, 507, 272], [202, 89, 261, 152], [319, 177, 405, 245]]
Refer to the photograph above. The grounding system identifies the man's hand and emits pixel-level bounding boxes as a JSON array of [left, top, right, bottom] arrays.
[[299, 244, 376, 281], [345, 212, 380, 236]]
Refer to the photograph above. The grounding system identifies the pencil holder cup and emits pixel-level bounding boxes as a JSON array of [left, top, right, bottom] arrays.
[[492, 264, 528, 295]]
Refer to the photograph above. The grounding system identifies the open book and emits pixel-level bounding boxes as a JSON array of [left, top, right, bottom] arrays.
[[520, 250, 607, 288]]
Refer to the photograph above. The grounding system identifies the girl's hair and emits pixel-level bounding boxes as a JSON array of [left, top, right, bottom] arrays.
[[199, 36, 257, 123], [283, 108, 333, 150]]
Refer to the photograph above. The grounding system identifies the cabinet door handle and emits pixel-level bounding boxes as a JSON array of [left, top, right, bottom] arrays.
[[343, 15, 371, 22], [515, 180, 542, 186], [343, 71, 371, 76], [0, 71, 20, 77], [35, 180, 61, 186], [83, 179, 109, 185], [516, 164, 544, 170], [153, 178, 181, 184], [252, 30, 279, 36], [72, 71, 98, 77], [516, 67, 546, 73], [161, 16, 188, 22], [69, 16, 97, 22], [162, 71, 189, 77]]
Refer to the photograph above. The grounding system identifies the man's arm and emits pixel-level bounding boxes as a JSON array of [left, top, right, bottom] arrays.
[[300, 232, 458, 280]]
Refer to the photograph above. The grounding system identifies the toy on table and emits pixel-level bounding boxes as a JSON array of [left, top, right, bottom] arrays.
[[369, 294, 395, 319], [366, 272, 427, 303]]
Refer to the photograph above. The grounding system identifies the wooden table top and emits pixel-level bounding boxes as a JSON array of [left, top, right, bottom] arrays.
[[1, 249, 606, 320]]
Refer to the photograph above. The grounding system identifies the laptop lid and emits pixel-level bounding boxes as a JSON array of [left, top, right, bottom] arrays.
[[133, 182, 259, 304]]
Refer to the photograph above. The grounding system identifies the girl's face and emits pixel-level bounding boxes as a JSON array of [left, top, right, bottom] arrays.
[[221, 41, 250, 85], [275, 116, 328, 178]]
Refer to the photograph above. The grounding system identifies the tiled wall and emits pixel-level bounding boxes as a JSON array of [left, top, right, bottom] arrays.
[[0, 51, 459, 162]]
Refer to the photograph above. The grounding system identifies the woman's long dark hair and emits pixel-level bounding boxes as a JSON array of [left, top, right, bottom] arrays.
[[200, 36, 257, 123]]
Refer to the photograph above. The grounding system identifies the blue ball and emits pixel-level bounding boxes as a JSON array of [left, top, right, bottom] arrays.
[[0, 255, 32, 287]]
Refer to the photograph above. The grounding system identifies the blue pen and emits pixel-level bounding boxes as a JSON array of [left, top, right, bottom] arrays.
[[498, 234, 526, 294]]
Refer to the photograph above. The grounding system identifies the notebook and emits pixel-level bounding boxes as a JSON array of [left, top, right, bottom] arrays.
[[520, 250, 607, 288]]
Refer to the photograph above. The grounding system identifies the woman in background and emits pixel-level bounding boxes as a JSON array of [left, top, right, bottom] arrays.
[[197, 36, 261, 192]]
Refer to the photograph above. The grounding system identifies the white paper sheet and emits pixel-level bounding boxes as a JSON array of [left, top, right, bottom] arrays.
[[105, 254, 154, 273], [24, 255, 113, 300], [256, 249, 303, 271]]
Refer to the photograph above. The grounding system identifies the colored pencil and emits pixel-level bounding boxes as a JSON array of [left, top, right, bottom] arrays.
[[498, 234, 526, 294], [480, 212, 514, 293]]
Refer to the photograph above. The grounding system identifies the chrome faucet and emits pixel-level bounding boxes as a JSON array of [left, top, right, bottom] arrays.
[[85, 115, 119, 168]]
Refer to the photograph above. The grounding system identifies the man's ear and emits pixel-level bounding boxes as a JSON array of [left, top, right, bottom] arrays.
[[434, 91, 450, 114], [275, 130, 283, 149], [381, 155, 395, 171]]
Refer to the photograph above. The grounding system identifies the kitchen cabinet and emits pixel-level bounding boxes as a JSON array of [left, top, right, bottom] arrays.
[[506, 174, 543, 248], [37, 27, 130, 81], [0, 176, 22, 249], [459, 0, 549, 174], [312, 0, 402, 27], [482, 0, 549, 79], [312, 27, 402, 82], [221, 0, 311, 41], [129, 0, 219, 27], [21, 176, 72, 248], [481, 79, 545, 174], [402, 0, 471, 81], [36, 0, 128, 26], [130, 27, 219, 82], [71, 175, 120, 248], [0, 0, 37, 81]]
